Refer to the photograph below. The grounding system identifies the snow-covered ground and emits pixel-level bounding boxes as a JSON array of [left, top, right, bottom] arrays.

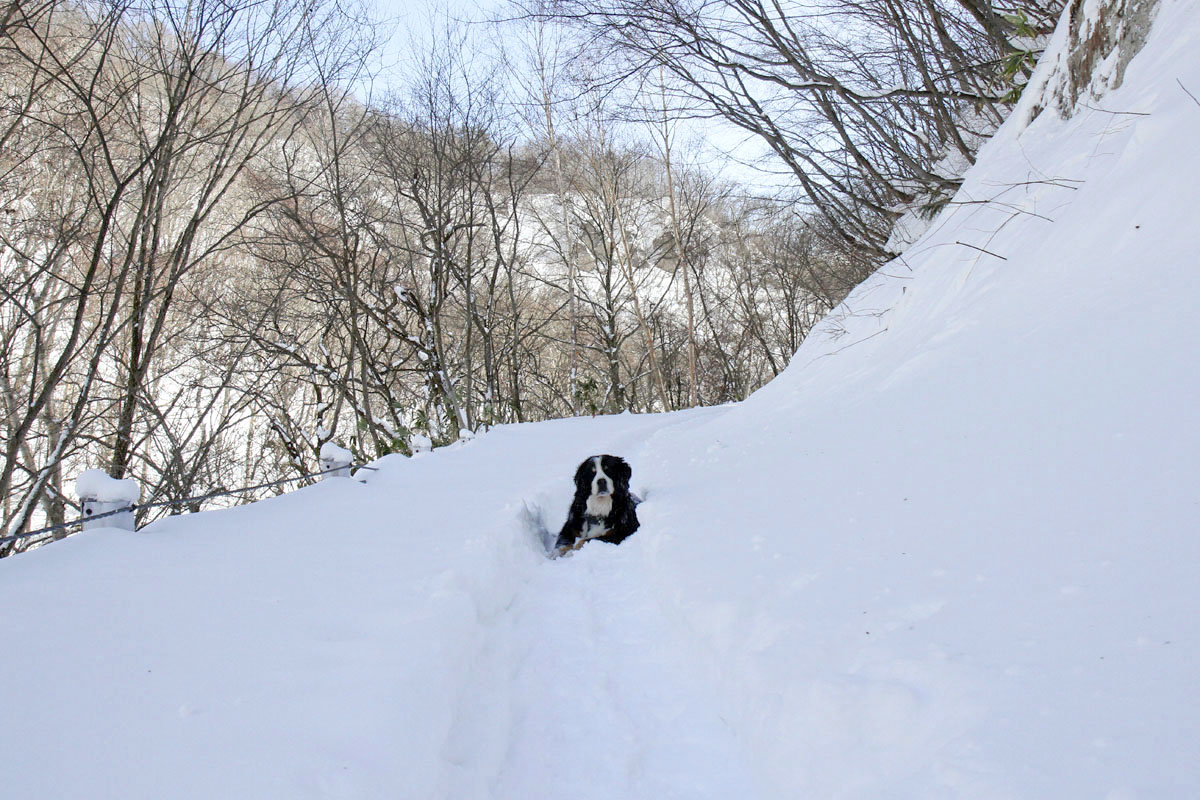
[[4, 0, 1199, 797]]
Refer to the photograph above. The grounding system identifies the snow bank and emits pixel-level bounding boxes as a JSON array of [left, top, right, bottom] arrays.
[[74, 469, 140, 504]]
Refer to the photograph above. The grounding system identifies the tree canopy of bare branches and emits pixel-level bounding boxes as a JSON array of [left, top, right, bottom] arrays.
[[526, 0, 1062, 257]]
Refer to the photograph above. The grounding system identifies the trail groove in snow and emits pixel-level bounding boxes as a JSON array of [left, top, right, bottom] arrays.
[[438, 537, 764, 800]]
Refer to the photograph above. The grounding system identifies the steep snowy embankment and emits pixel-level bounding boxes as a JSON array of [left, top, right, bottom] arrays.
[[3, 0, 1199, 797]]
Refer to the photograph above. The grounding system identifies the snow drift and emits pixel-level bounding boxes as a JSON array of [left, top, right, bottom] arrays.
[[3, 0, 1199, 797]]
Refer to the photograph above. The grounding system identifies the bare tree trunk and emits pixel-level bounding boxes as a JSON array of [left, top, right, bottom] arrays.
[[532, 36, 581, 415], [609, 193, 670, 412], [653, 82, 697, 407]]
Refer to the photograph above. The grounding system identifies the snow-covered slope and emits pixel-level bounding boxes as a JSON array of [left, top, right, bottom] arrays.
[[4, 0, 1199, 797]]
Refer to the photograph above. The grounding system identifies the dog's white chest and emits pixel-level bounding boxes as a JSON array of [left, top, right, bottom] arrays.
[[585, 493, 613, 518], [581, 494, 613, 540]]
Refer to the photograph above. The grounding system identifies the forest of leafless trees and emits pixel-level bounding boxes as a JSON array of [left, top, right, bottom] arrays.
[[0, 0, 1060, 552]]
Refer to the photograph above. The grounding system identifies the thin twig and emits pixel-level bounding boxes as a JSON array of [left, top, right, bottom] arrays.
[[1077, 102, 1151, 116], [1179, 79, 1200, 109], [809, 327, 890, 361], [954, 241, 1008, 260]]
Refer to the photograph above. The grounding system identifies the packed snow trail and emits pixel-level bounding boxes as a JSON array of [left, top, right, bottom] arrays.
[[361, 407, 768, 799], [2, 409, 760, 799], [437, 537, 765, 800]]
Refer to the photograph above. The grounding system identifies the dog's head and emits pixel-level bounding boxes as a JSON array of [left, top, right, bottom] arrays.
[[573, 455, 632, 507]]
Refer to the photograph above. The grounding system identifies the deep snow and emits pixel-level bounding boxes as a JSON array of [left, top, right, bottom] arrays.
[[74, 469, 142, 504], [4, 0, 1199, 797]]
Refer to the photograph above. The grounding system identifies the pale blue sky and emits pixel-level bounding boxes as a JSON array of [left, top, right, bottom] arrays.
[[365, 0, 501, 90], [360, 0, 773, 186]]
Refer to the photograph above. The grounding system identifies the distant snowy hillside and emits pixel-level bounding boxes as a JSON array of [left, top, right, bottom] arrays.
[[3, 0, 1198, 798]]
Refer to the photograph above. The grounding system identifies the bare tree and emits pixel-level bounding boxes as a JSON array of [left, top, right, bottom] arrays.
[[0, 0, 375, 548], [527, 0, 1060, 261], [239, 13, 539, 458], [1, 1, 150, 545]]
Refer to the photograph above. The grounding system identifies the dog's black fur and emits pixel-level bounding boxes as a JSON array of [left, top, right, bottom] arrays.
[[555, 455, 639, 552]]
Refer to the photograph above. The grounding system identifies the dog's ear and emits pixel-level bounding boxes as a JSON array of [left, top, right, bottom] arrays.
[[574, 458, 595, 491], [616, 493, 640, 534], [609, 456, 632, 487]]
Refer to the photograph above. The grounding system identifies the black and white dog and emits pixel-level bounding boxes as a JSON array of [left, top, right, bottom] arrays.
[[554, 455, 639, 555]]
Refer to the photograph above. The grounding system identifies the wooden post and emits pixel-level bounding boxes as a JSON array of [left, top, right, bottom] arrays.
[[80, 498, 136, 531], [318, 442, 353, 479], [75, 469, 139, 531]]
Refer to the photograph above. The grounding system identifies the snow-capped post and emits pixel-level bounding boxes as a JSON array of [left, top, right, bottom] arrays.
[[75, 469, 139, 532], [318, 442, 353, 479]]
